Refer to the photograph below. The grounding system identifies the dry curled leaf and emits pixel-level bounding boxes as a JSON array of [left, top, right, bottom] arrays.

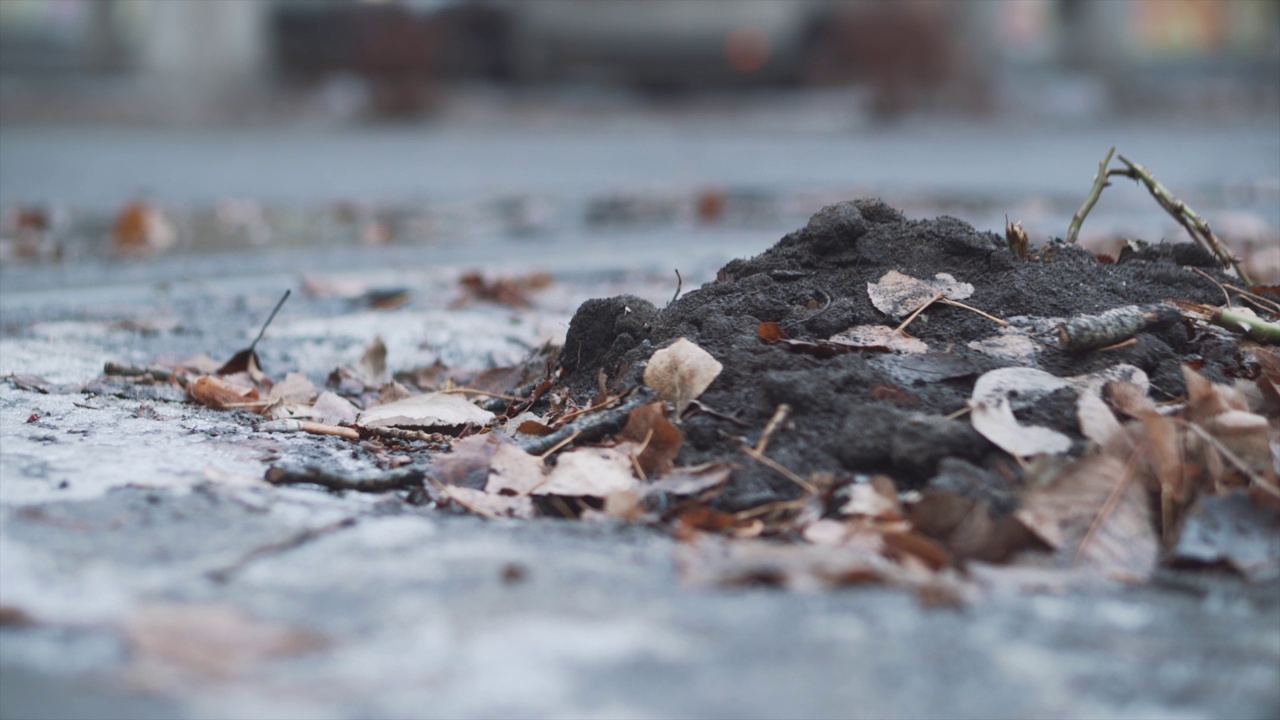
[[828, 325, 929, 354], [644, 338, 722, 414], [620, 402, 684, 477], [1076, 390, 1122, 446], [644, 463, 732, 499], [188, 375, 260, 410], [431, 433, 509, 488]]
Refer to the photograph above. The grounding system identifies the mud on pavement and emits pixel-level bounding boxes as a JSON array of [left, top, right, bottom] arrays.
[[556, 198, 1246, 510]]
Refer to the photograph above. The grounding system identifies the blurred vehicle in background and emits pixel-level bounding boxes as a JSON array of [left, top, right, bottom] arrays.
[[1, 0, 1276, 122]]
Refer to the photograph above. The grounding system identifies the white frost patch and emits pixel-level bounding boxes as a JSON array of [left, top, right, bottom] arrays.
[[0, 388, 263, 504], [0, 337, 107, 384], [272, 308, 568, 373], [0, 536, 136, 624]]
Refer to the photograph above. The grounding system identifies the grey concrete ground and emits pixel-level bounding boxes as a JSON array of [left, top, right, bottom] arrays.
[[2, 114, 1279, 718]]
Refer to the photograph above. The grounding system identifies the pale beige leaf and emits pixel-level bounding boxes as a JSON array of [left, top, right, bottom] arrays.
[[1076, 390, 1122, 446], [440, 484, 536, 519], [485, 443, 546, 496], [310, 390, 359, 426], [971, 395, 1072, 457], [967, 327, 1040, 361], [828, 325, 928, 353], [357, 392, 494, 429], [535, 446, 639, 496], [643, 338, 723, 414], [867, 270, 974, 318], [267, 372, 317, 404], [1015, 455, 1158, 580]]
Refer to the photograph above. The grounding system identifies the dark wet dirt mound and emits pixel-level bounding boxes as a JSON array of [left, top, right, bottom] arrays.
[[556, 199, 1242, 510]]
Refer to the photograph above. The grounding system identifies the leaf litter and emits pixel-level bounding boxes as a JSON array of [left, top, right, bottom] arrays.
[[92, 198, 1280, 603]]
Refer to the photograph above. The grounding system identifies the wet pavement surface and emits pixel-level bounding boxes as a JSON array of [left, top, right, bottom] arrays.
[[2, 115, 1279, 718]]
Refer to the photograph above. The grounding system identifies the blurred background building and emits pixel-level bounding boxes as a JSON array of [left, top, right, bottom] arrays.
[[1, 0, 1277, 123]]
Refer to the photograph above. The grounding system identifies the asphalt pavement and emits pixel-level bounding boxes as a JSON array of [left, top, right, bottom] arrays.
[[1, 111, 1278, 719]]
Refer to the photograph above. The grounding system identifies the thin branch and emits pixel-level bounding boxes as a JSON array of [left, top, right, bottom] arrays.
[[1112, 154, 1251, 285], [755, 403, 791, 454], [1189, 267, 1232, 308], [939, 298, 1010, 327], [740, 444, 816, 495], [1067, 146, 1116, 244], [264, 465, 427, 493], [895, 292, 943, 334]]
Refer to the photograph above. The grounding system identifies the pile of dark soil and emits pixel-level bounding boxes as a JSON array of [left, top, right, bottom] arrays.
[[556, 199, 1242, 510]]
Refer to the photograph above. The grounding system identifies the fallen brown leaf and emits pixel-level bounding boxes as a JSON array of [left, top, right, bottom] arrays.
[[188, 375, 260, 410], [1016, 455, 1159, 580], [620, 402, 684, 477]]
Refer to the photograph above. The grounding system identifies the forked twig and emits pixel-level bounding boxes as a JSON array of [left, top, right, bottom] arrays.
[[1067, 146, 1117, 245]]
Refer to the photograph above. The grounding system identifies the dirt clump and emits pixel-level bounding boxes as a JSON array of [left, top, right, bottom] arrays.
[[556, 199, 1240, 510]]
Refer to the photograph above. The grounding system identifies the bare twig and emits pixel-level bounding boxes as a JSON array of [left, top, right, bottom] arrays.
[[895, 292, 944, 334], [668, 269, 683, 308], [260, 419, 360, 440], [1219, 282, 1280, 315], [362, 426, 450, 443], [755, 403, 791, 454], [740, 444, 817, 495], [1057, 304, 1181, 354], [938, 298, 1010, 327], [1067, 146, 1116, 244], [1189, 267, 1232, 308], [438, 387, 522, 401], [1171, 300, 1280, 343], [1111, 154, 1251, 284], [519, 389, 654, 455], [264, 465, 427, 493]]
